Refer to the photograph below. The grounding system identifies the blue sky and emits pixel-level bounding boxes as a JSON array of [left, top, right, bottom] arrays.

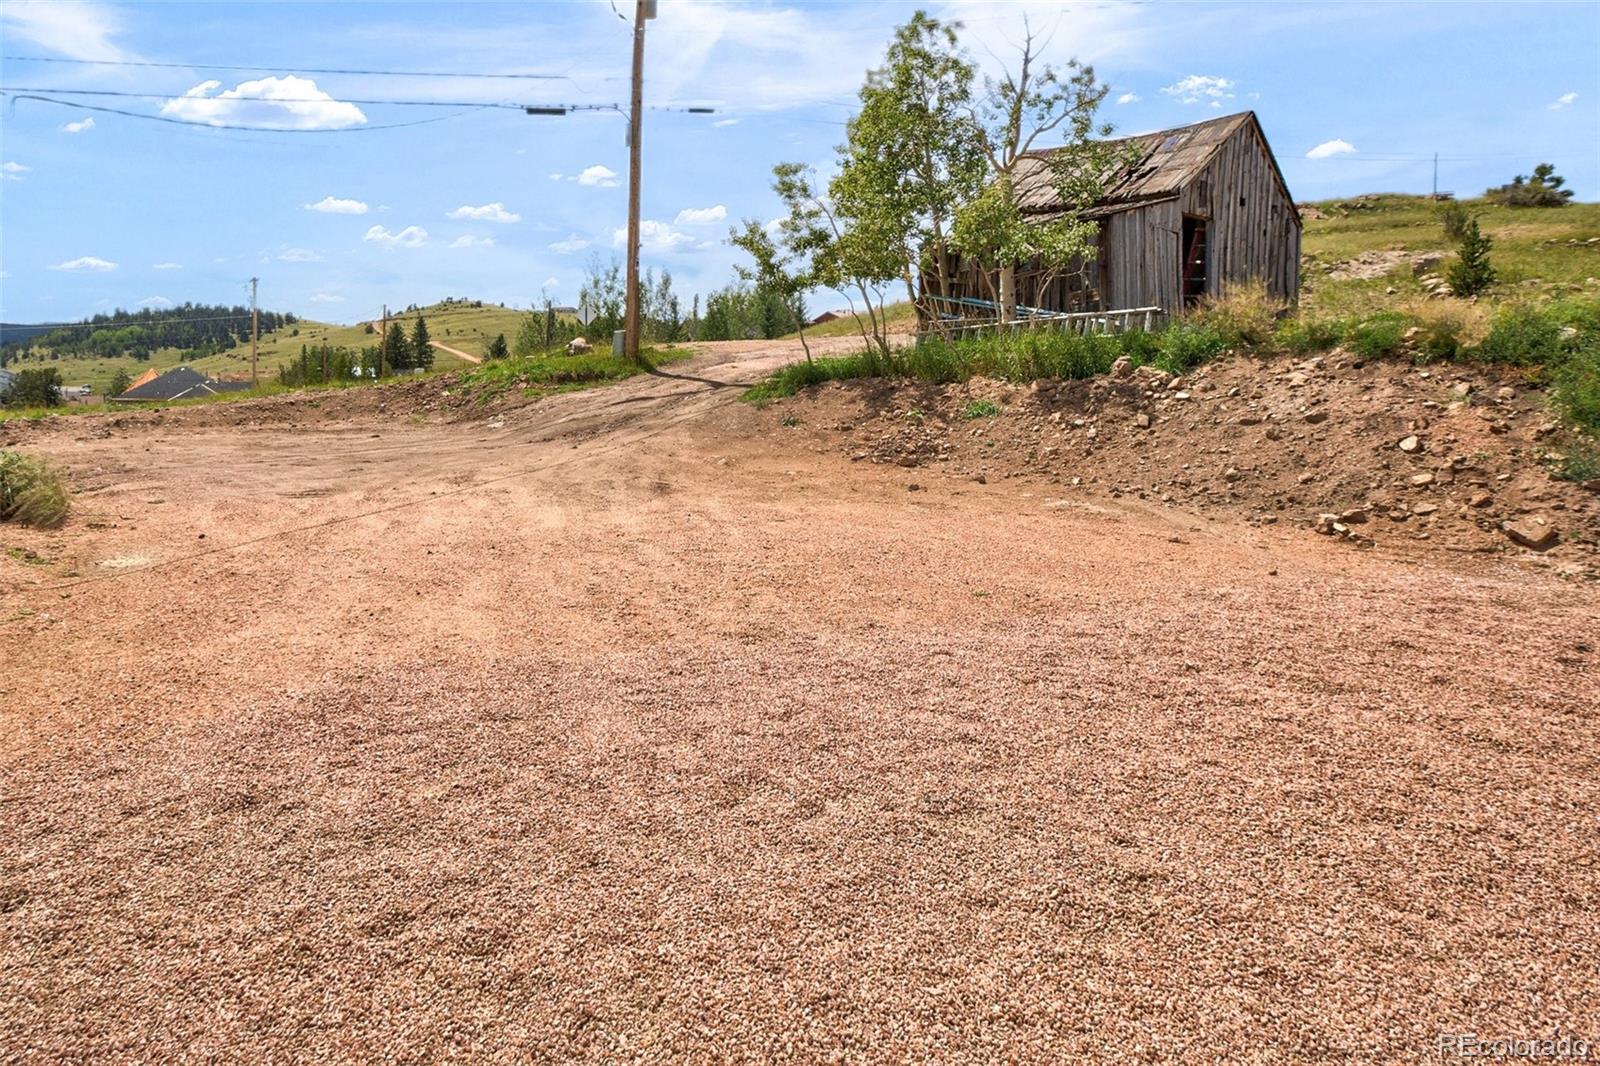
[[1, 0, 1596, 324]]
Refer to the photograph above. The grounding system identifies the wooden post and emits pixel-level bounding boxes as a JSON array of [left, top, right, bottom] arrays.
[[378, 304, 387, 378], [621, 0, 649, 362]]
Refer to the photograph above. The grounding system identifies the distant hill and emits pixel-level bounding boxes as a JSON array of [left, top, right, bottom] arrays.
[[0, 323, 60, 347]]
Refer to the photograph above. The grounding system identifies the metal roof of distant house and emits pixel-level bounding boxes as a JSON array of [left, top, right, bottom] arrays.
[[110, 366, 252, 402], [1012, 111, 1297, 225]]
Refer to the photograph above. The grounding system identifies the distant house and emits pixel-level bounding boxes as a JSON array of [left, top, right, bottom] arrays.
[[935, 111, 1300, 319], [809, 309, 851, 326], [109, 366, 252, 403]]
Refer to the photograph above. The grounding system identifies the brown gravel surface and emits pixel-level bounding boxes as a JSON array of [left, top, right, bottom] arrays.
[[3, 338, 1598, 1062]]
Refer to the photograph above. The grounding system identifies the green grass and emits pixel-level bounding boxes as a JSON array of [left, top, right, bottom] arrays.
[[788, 301, 919, 339], [962, 398, 1000, 419], [743, 324, 1226, 405], [1302, 194, 1600, 316], [0, 450, 69, 528], [460, 345, 691, 403]]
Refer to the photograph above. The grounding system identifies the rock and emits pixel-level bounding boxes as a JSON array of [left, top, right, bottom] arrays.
[[1412, 252, 1445, 276], [1410, 473, 1436, 487], [1469, 492, 1492, 508], [1339, 508, 1369, 524], [1413, 502, 1439, 516], [1173, 391, 1191, 401], [1287, 372, 1309, 388], [1304, 410, 1328, 425], [1398, 435, 1421, 453], [1110, 356, 1133, 379], [1135, 412, 1151, 429], [1496, 386, 1517, 401], [1502, 519, 1559, 552], [1223, 467, 1242, 483], [1313, 513, 1339, 534], [1451, 382, 1472, 397], [566, 337, 592, 354]]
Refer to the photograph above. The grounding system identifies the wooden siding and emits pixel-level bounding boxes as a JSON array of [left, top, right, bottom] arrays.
[[1177, 120, 1300, 304]]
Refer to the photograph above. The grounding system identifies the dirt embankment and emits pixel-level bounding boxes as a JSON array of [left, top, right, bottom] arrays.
[[762, 350, 1600, 577]]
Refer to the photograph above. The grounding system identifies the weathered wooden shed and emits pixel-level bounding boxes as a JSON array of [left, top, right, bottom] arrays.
[[940, 111, 1300, 318]]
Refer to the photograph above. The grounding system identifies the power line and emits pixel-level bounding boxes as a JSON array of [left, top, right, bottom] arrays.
[[4, 313, 288, 331], [0, 53, 590, 82], [2, 94, 493, 132]]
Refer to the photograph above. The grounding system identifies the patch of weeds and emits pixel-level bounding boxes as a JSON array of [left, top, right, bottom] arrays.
[[5, 547, 49, 566], [1552, 341, 1600, 435], [1552, 440, 1600, 483], [0, 451, 69, 529], [962, 398, 1000, 419], [779, 413, 800, 427], [903, 409, 926, 423], [1277, 316, 1345, 356], [1347, 311, 1411, 360], [461, 347, 687, 404], [1472, 304, 1566, 367]]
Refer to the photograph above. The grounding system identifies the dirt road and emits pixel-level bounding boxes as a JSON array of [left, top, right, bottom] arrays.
[[2, 338, 1596, 1061], [429, 339, 481, 364]]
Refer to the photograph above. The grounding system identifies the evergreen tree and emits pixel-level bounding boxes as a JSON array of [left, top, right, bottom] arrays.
[[384, 320, 410, 372], [1447, 219, 1496, 297], [486, 333, 510, 361], [411, 316, 434, 370], [107, 369, 134, 397]]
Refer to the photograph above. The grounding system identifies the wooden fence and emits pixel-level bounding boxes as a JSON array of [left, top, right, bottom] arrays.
[[918, 296, 1167, 342]]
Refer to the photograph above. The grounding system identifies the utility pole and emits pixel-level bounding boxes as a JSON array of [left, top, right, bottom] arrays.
[[622, 0, 655, 363], [1432, 153, 1438, 201], [379, 303, 388, 378], [249, 277, 259, 386]]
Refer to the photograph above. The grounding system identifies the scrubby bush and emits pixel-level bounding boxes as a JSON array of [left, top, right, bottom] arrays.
[[1194, 280, 1283, 347], [1472, 305, 1566, 366], [1153, 323, 1227, 374], [1438, 201, 1471, 241], [4, 368, 63, 409], [1485, 164, 1575, 208], [0, 451, 69, 528], [1347, 311, 1410, 359], [1277, 316, 1344, 355], [1553, 342, 1600, 436]]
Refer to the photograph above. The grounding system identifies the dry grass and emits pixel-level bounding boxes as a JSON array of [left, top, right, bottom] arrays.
[[0, 450, 69, 528]]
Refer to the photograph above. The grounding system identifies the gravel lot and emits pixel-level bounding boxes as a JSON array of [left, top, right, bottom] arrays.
[[3, 339, 1597, 1061]]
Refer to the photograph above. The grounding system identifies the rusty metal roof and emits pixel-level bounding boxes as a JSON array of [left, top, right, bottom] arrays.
[[1013, 111, 1290, 220]]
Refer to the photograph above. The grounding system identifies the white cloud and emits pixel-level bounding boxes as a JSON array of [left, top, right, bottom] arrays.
[[0, 0, 130, 62], [1116, 92, 1140, 105], [449, 234, 495, 249], [304, 195, 368, 215], [548, 172, 564, 181], [549, 235, 591, 255], [542, 276, 560, 290], [60, 117, 95, 134], [1161, 74, 1236, 105], [1549, 91, 1578, 110], [2, 161, 29, 181], [152, 261, 182, 270], [447, 202, 520, 223], [576, 165, 619, 188], [713, 118, 740, 128], [138, 296, 174, 310], [161, 76, 366, 130], [278, 248, 323, 262], [363, 224, 428, 248], [674, 204, 727, 225], [309, 292, 345, 304], [1306, 138, 1357, 160], [50, 255, 118, 272], [613, 219, 707, 254]]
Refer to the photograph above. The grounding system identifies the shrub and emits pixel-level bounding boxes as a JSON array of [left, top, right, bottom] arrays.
[[1194, 280, 1283, 347], [107, 369, 134, 397], [1347, 312, 1410, 359], [962, 398, 1000, 419], [1154, 323, 1226, 374], [1552, 342, 1600, 436], [1411, 309, 1469, 364], [4, 368, 63, 409], [1472, 305, 1565, 367], [0, 451, 69, 528], [1277, 316, 1344, 355], [1447, 219, 1496, 297], [1437, 201, 1471, 241], [485, 333, 510, 361], [1484, 164, 1575, 208]]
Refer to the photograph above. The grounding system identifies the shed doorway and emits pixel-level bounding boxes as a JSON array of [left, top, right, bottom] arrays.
[[1181, 216, 1209, 306]]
